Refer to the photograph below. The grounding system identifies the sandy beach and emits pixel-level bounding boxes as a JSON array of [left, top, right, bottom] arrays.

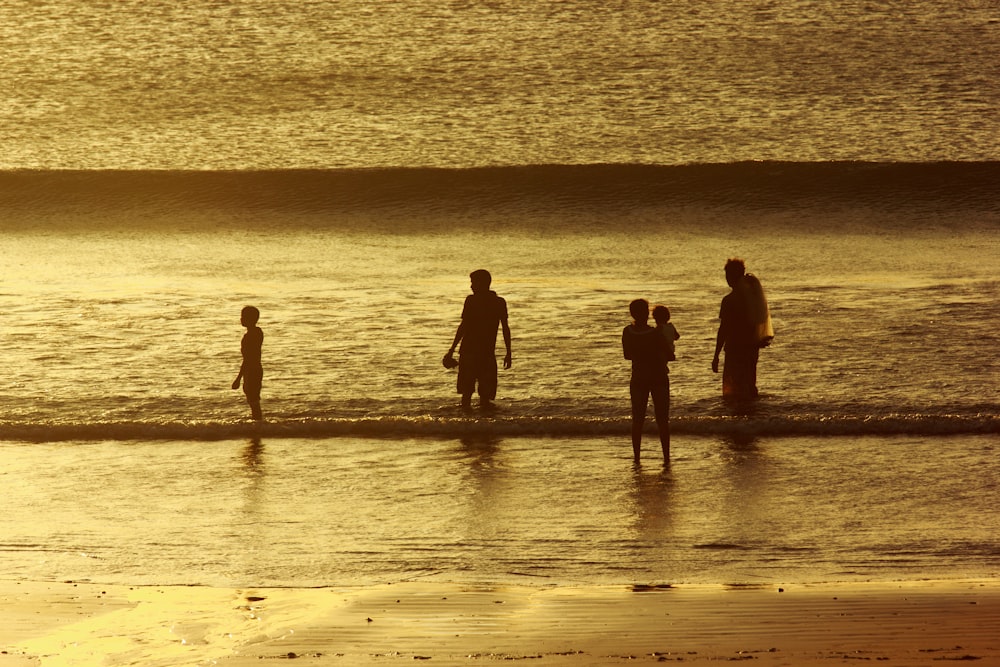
[[1, 579, 997, 666]]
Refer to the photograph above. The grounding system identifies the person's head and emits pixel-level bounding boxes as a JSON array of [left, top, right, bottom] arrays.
[[652, 304, 670, 324], [629, 298, 649, 324], [724, 257, 746, 288], [470, 269, 492, 294], [241, 305, 260, 327]]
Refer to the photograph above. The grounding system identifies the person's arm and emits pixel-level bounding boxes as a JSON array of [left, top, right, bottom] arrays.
[[712, 298, 730, 373], [501, 318, 512, 369], [447, 321, 464, 356], [712, 325, 725, 373], [232, 361, 244, 389]]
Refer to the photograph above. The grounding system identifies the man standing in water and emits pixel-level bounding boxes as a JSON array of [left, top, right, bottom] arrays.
[[712, 258, 772, 400], [622, 298, 671, 463], [232, 305, 264, 421], [445, 269, 512, 410]]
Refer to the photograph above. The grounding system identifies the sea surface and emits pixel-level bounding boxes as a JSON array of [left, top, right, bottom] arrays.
[[3, 434, 998, 587], [2, 0, 999, 169], [0, 1, 998, 588]]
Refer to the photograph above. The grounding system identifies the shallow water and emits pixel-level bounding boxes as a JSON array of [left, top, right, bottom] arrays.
[[2, 434, 997, 587], [1, 168, 997, 435]]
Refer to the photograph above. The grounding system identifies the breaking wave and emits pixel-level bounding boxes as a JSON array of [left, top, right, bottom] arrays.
[[2, 161, 998, 226], [1, 412, 996, 443]]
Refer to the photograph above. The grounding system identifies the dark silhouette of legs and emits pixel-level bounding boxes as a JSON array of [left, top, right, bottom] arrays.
[[630, 383, 648, 462], [632, 379, 670, 463]]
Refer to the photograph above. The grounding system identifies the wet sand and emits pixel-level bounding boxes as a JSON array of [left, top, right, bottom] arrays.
[[2, 579, 998, 666]]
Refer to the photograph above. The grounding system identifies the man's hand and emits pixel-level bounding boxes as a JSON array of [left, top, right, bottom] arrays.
[[711, 357, 719, 373], [504, 351, 512, 369]]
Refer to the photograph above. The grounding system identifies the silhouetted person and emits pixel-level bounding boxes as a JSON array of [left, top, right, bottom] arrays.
[[712, 258, 773, 400], [652, 304, 680, 362], [445, 269, 512, 410], [232, 305, 264, 421], [622, 298, 671, 463]]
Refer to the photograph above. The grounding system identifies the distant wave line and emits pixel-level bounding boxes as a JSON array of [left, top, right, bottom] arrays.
[[2, 161, 998, 219], [0, 413, 996, 442]]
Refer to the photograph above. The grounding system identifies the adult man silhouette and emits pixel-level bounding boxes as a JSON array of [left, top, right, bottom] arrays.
[[445, 269, 512, 410]]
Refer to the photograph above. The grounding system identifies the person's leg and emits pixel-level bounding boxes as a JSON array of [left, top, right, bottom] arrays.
[[650, 379, 670, 462], [457, 356, 475, 410], [243, 370, 263, 422], [629, 379, 648, 462], [747, 347, 760, 398], [478, 356, 499, 409], [723, 347, 758, 400], [722, 352, 737, 398]]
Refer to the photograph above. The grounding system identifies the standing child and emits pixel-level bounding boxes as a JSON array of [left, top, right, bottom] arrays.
[[652, 304, 680, 362], [232, 305, 264, 421]]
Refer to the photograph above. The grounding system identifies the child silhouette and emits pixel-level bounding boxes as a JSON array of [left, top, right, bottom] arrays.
[[232, 305, 264, 421]]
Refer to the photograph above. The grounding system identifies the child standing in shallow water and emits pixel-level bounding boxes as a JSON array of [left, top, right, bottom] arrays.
[[652, 305, 680, 362], [232, 305, 264, 421]]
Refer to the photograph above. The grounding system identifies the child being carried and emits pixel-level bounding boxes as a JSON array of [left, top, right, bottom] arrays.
[[652, 304, 680, 362]]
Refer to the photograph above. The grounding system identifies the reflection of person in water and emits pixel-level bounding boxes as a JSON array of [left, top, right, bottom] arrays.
[[445, 269, 512, 410], [242, 437, 264, 473], [622, 298, 671, 463], [712, 258, 773, 400], [630, 467, 675, 540], [232, 305, 264, 421]]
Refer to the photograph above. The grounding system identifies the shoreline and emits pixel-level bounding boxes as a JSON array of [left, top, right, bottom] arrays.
[[1, 413, 997, 443], [2, 578, 998, 666]]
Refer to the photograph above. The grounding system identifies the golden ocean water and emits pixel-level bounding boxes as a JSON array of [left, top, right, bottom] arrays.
[[0, 2, 997, 589], [0, 0, 998, 168]]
